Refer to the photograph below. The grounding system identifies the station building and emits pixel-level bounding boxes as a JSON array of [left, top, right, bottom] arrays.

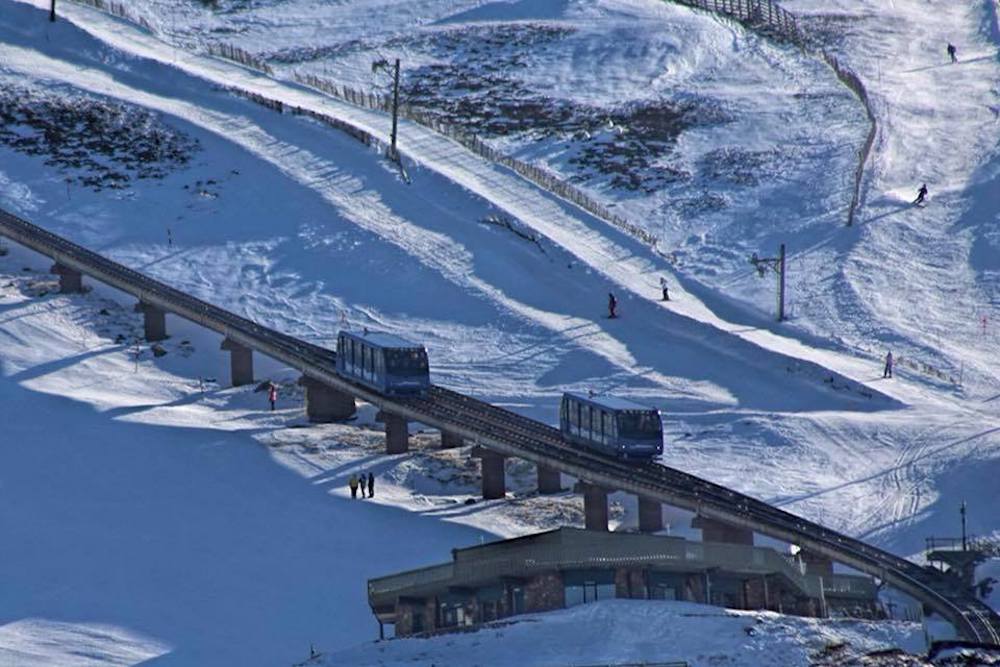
[[368, 527, 880, 637]]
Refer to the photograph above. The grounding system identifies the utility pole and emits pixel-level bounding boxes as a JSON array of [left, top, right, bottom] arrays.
[[389, 58, 400, 161], [961, 500, 967, 551], [750, 243, 787, 321], [372, 57, 402, 162], [49, 0, 56, 22]]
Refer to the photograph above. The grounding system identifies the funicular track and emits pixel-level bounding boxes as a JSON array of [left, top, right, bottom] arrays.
[[1, 207, 997, 645]]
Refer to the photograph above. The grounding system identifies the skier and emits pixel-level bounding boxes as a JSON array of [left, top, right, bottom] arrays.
[[608, 292, 618, 319], [659, 277, 670, 302], [883, 351, 894, 379], [349, 474, 359, 499], [913, 184, 928, 206], [367, 472, 375, 499], [947, 43, 957, 63], [268, 383, 277, 411]]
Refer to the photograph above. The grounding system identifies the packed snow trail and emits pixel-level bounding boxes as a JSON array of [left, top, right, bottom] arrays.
[[6, 0, 961, 412], [783, 0, 1000, 395]]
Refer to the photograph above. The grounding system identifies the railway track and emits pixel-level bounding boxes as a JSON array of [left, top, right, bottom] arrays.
[[1, 207, 998, 645]]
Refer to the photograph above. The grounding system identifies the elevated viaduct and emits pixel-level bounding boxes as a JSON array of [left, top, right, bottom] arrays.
[[1, 207, 997, 645]]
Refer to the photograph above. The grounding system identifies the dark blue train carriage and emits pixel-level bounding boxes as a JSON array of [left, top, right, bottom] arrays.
[[335, 330, 430, 396], [559, 392, 663, 461]]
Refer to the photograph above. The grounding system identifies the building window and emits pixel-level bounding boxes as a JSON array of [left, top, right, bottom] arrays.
[[564, 571, 616, 607], [508, 586, 525, 615], [411, 610, 424, 634], [565, 581, 615, 606], [438, 601, 467, 628], [650, 584, 677, 600]]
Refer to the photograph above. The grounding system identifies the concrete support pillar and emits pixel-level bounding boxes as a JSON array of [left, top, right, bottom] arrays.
[[385, 413, 409, 454], [692, 516, 753, 545], [477, 449, 506, 500], [134, 302, 167, 342], [536, 464, 562, 495], [298, 376, 356, 423], [50, 262, 82, 293], [440, 430, 463, 449], [581, 483, 609, 531], [798, 549, 834, 579], [220, 337, 254, 387], [637, 496, 664, 533]]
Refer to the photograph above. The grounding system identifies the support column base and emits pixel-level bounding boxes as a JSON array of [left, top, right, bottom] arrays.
[[134, 301, 167, 342], [472, 446, 506, 500], [637, 496, 663, 533], [50, 263, 83, 293], [221, 337, 254, 387], [298, 376, 356, 422], [385, 413, 409, 454], [537, 464, 562, 495], [577, 482, 609, 531]]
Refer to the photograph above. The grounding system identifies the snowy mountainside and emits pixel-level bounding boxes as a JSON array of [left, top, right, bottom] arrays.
[[2, 0, 999, 572], [1, 0, 1000, 664]]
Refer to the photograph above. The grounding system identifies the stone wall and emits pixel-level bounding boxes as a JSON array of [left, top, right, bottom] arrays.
[[524, 572, 565, 613]]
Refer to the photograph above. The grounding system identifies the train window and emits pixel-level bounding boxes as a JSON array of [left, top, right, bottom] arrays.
[[618, 411, 660, 439], [602, 411, 614, 445], [387, 349, 428, 376]]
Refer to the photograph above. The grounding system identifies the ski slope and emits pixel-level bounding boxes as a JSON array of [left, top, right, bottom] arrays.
[[1, 0, 999, 663]]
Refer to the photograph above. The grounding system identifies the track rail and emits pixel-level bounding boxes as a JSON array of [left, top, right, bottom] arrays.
[[1, 207, 997, 645]]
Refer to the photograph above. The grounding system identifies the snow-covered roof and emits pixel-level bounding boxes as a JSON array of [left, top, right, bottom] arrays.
[[339, 329, 424, 350], [563, 392, 657, 413]]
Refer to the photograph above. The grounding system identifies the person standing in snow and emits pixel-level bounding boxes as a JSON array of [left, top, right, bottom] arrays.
[[914, 184, 928, 206], [608, 292, 618, 319], [367, 472, 375, 499], [883, 351, 894, 379], [659, 277, 670, 302], [349, 474, 359, 499], [268, 383, 278, 411], [947, 43, 957, 63]]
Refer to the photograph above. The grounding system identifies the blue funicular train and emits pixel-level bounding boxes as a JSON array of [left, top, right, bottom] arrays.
[[559, 392, 663, 461], [336, 329, 431, 395]]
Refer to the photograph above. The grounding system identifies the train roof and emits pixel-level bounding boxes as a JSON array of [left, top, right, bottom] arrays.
[[338, 329, 424, 350], [563, 392, 658, 412]]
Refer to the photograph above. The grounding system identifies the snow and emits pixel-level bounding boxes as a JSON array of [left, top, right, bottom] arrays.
[[320, 599, 926, 667], [1, 0, 999, 663], [0, 248, 493, 665]]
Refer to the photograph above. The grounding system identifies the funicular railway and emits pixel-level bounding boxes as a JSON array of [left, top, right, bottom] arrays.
[[1, 206, 998, 645]]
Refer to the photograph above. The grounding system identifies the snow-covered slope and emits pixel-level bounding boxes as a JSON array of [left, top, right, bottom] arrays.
[[0, 245, 498, 666], [1, 0, 999, 663], [319, 599, 925, 667]]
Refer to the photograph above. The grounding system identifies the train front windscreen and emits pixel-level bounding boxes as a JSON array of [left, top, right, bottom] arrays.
[[387, 349, 429, 377], [617, 410, 661, 440]]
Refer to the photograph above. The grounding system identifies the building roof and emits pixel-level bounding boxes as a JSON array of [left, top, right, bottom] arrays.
[[563, 392, 658, 412], [339, 329, 424, 349]]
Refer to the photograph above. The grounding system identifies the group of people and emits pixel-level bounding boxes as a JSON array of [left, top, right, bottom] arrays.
[[606, 278, 671, 319], [350, 472, 375, 499]]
